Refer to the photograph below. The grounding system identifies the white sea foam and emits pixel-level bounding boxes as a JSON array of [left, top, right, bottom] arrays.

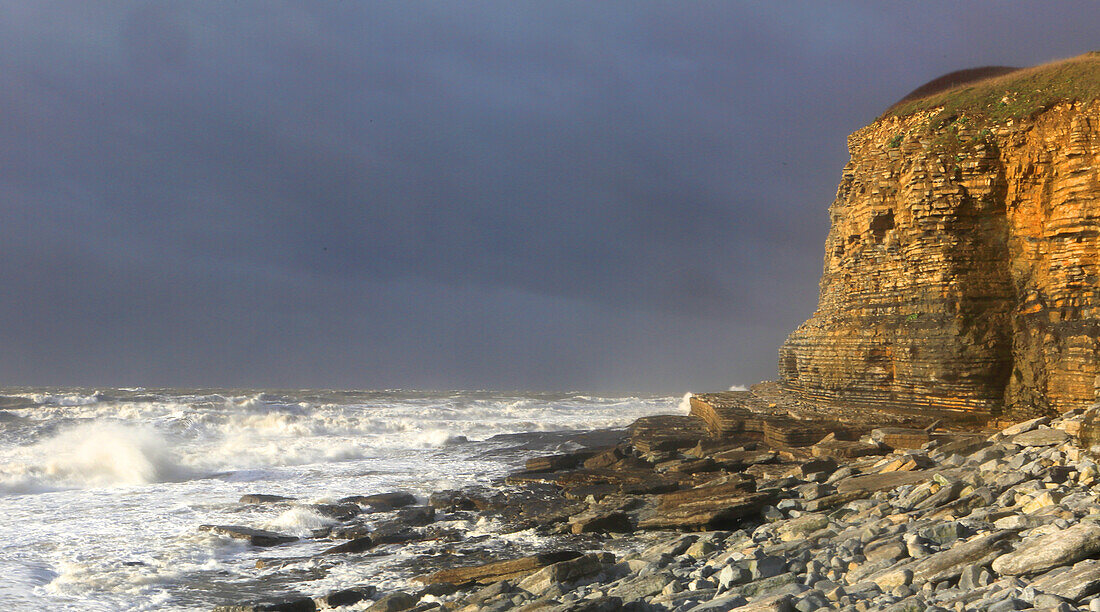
[[1, 422, 188, 493], [728, 384, 748, 391], [0, 388, 683, 610], [678, 392, 693, 413]]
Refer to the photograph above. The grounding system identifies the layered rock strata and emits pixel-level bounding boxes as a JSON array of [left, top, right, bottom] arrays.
[[781, 88, 1100, 417]]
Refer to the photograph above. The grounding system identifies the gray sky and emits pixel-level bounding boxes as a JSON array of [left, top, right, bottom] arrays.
[[2, 1, 1097, 393]]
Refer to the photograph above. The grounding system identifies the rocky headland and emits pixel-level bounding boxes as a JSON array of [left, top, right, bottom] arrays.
[[781, 51, 1100, 419], [208, 53, 1100, 612]]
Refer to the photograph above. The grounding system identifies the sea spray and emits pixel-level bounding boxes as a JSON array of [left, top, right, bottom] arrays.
[[0, 388, 681, 610]]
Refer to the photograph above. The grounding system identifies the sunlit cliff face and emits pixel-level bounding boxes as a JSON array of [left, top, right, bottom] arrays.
[[781, 98, 1100, 418]]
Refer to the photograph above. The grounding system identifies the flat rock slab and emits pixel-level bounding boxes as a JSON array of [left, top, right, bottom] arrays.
[[871, 427, 930, 449], [422, 551, 581, 585], [836, 470, 934, 494], [1010, 428, 1070, 447], [629, 415, 709, 454], [198, 525, 298, 547], [1031, 559, 1100, 602], [812, 440, 887, 459], [993, 523, 1100, 576], [639, 490, 774, 531]]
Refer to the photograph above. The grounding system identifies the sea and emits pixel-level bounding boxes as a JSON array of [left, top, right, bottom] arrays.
[[0, 388, 689, 611]]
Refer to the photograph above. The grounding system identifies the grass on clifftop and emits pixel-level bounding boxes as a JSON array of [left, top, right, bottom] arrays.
[[883, 51, 1100, 126]]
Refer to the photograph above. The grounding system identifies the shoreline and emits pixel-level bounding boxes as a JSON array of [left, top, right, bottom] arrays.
[[209, 386, 1100, 612]]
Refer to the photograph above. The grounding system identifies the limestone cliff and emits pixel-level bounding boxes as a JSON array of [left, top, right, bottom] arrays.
[[781, 53, 1100, 418]]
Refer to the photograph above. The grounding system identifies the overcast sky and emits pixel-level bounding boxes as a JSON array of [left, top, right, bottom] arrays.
[[1, 2, 1097, 393]]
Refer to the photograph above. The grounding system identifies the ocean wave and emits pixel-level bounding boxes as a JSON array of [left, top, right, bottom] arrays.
[[0, 422, 191, 494]]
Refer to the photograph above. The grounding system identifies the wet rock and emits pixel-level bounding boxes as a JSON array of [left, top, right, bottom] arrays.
[[570, 512, 632, 534], [198, 525, 298, 547], [993, 524, 1100, 576], [628, 415, 709, 454], [423, 551, 582, 585], [239, 494, 294, 504], [310, 503, 360, 521], [320, 536, 373, 554], [366, 592, 419, 612], [395, 506, 435, 526], [428, 490, 480, 511], [315, 587, 375, 608], [525, 451, 600, 473], [340, 492, 418, 510], [213, 597, 316, 612], [582, 447, 625, 470]]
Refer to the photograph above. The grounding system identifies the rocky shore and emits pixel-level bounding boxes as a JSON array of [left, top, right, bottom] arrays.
[[203, 384, 1100, 612]]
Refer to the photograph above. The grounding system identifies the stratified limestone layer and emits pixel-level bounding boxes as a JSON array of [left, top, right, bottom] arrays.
[[781, 98, 1100, 418]]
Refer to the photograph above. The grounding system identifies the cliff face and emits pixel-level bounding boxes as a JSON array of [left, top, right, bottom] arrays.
[[781, 57, 1100, 418]]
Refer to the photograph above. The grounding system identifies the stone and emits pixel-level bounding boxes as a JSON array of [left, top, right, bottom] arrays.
[[777, 514, 829, 541], [340, 492, 418, 509], [320, 536, 373, 554], [812, 440, 888, 459], [717, 564, 751, 589], [1011, 428, 1071, 447], [606, 572, 672, 601], [198, 525, 298, 547], [836, 471, 933, 494], [423, 551, 582, 585], [993, 524, 1100, 576], [525, 451, 599, 473], [570, 512, 632, 534], [516, 554, 604, 596], [871, 428, 931, 449], [638, 487, 773, 531], [239, 494, 294, 504], [315, 588, 374, 608], [874, 530, 1017, 587], [1031, 560, 1100, 601], [213, 599, 316, 612], [390, 505, 433, 526], [366, 592, 419, 612], [628, 415, 709, 453]]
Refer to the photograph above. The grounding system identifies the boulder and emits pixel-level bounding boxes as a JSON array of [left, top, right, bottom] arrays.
[[1031, 559, 1100, 602], [516, 554, 604, 596], [213, 598, 316, 612], [314, 588, 375, 608], [365, 592, 419, 612], [993, 524, 1100, 576], [320, 536, 373, 554], [569, 511, 632, 534], [198, 525, 298, 547], [340, 492, 418, 510]]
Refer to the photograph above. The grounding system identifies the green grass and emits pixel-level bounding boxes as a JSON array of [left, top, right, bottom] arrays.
[[883, 52, 1100, 127]]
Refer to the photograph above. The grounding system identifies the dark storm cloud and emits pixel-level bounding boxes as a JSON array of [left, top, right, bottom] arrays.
[[2, 1, 1098, 391]]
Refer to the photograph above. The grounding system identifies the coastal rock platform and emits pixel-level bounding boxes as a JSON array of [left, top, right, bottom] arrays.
[[208, 381, 1100, 612]]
